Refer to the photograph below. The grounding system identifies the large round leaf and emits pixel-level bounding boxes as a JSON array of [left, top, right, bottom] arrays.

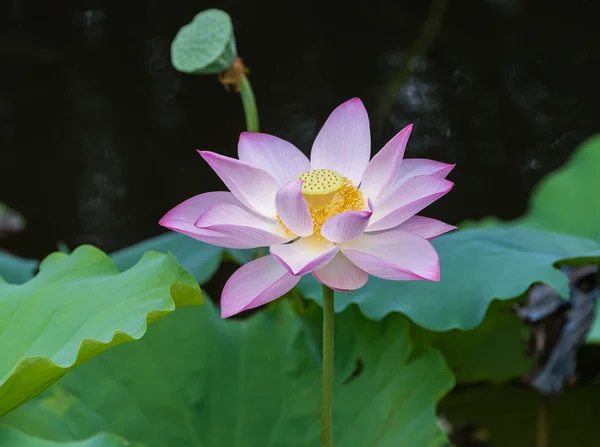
[[298, 227, 600, 331], [110, 232, 222, 285], [222, 248, 258, 265], [413, 299, 532, 383], [7, 300, 454, 447], [461, 136, 600, 343], [171, 9, 237, 75], [519, 135, 600, 344], [0, 252, 37, 284], [0, 245, 203, 416], [0, 427, 133, 447], [0, 385, 109, 442], [588, 315, 600, 343], [519, 135, 600, 241]]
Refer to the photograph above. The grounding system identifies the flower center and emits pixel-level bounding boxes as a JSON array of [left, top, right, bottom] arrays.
[[279, 169, 365, 236]]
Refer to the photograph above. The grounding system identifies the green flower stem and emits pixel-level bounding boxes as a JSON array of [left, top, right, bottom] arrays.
[[238, 72, 262, 258], [321, 285, 335, 447], [239, 74, 259, 133], [537, 396, 549, 447]]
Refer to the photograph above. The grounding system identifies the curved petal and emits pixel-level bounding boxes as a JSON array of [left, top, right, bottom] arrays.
[[312, 253, 369, 291], [368, 176, 454, 232], [275, 180, 314, 237], [321, 199, 373, 243], [270, 236, 339, 276], [397, 216, 456, 240], [390, 158, 455, 191], [221, 255, 301, 318], [238, 132, 310, 186], [159, 191, 241, 239], [310, 98, 371, 185], [359, 124, 412, 202], [199, 150, 279, 218], [342, 230, 439, 281], [193, 203, 291, 249]]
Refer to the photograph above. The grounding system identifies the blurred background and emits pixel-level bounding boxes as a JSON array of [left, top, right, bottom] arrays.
[[1, 0, 599, 260]]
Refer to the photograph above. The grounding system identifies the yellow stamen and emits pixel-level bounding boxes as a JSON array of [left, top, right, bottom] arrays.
[[277, 169, 365, 237]]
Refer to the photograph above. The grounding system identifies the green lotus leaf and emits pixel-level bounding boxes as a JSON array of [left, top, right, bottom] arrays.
[[0, 385, 124, 442], [0, 245, 202, 416], [222, 248, 258, 265], [518, 135, 600, 343], [171, 9, 237, 75], [588, 316, 600, 343], [298, 227, 600, 331], [413, 299, 532, 382], [0, 427, 135, 447], [458, 215, 504, 229], [518, 134, 600, 241], [456, 136, 600, 342], [9, 299, 454, 446], [110, 232, 222, 285], [0, 252, 37, 284]]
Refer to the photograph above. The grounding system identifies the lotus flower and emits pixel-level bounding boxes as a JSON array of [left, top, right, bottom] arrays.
[[160, 98, 455, 318]]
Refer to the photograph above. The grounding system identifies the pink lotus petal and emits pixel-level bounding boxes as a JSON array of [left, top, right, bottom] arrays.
[[221, 255, 301, 318], [320, 199, 373, 243], [359, 124, 412, 202], [397, 216, 456, 240], [270, 236, 339, 276], [195, 203, 283, 234], [199, 151, 279, 218], [181, 227, 280, 249], [368, 176, 454, 232], [237, 132, 311, 186], [389, 158, 455, 192], [193, 203, 291, 249], [275, 180, 313, 237], [310, 98, 371, 185], [159, 191, 241, 239], [312, 253, 368, 291], [342, 229, 440, 281]]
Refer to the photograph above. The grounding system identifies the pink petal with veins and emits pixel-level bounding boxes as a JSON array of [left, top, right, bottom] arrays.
[[342, 229, 440, 281], [238, 132, 310, 186], [312, 252, 369, 291], [270, 236, 339, 276], [360, 124, 412, 202], [310, 98, 371, 186], [275, 180, 313, 237], [199, 150, 279, 218], [221, 255, 300, 318], [368, 176, 454, 232], [396, 216, 456, 240], [321, 199, 373, 243]]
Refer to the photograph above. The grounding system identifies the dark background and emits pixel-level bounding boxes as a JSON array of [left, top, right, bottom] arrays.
[[1, 0, 598, 259]]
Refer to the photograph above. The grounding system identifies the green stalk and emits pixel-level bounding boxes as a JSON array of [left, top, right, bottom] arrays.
[[239, 74, 259, 133], [321, 285, 335, 447], [237, 72, 262, 257], [537, 396, 549, 447]]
